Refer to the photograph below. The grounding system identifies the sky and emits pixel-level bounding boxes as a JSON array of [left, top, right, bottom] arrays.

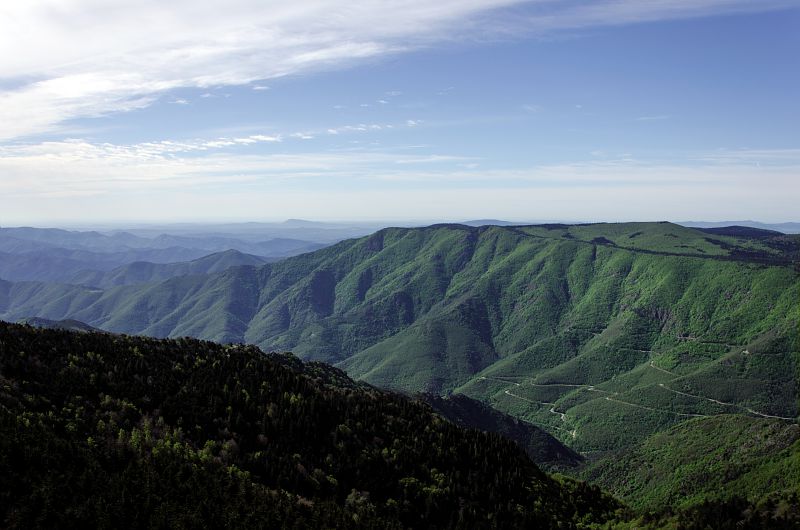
[[0, 0, 798, 225]]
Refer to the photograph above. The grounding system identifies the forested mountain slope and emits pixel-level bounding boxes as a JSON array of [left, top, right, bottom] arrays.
[[1, 222, 797, 455], [0, 323, 618, 528], [421, 393, 583, 470], [582, 414, 800, 512]]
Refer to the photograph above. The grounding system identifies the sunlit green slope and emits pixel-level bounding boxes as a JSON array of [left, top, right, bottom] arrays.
[[582, 414, 800, 512]]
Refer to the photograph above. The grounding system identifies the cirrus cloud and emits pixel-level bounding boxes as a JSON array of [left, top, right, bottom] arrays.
[[0, 0, 794, 142]]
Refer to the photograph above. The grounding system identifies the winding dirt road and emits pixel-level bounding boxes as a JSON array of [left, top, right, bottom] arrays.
[[478, 359, 795, 425]]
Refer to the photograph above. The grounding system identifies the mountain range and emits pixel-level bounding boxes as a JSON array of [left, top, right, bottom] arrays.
[[1, 221, 798, 518]]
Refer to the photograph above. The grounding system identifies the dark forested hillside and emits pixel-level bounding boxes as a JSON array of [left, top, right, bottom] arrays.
[[421, 393, 583, 470], [17, 316, 100, 332], [0, 322, 619, 528]]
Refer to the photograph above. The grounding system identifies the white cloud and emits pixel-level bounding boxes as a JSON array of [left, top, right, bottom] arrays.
[[393, 155, 475, 165], [0, 0, 525, 141], [0, 139, 479, 202], [1, 0, 792, 142], [489, 0, 797, 41], [0, 138, 796, 224], [696, 148, 800, 166], [323, 121, 414, 135], [3, 168, 798, 224]]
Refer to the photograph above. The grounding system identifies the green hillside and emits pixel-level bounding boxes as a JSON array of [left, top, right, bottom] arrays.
[[582, 414, 800, 512], [0, 322, 618, 528], [0, 222, 797, 458]]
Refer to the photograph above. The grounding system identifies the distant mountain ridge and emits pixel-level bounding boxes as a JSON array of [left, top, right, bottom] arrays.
[[0, 226, 326, 258], [0, 247, 212, 283], [680, 220, 800, 234], [0, 225, 330, 285], [69, 249, 270, 288]]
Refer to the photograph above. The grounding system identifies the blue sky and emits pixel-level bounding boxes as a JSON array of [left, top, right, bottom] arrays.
[[0, 0, 798, 224]]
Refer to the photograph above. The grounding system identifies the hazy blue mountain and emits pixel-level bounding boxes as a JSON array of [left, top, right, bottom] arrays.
[[461, 219, 518, 226], [0, 247, 213, 282], [0, 226, 326, 256], [0, 250, 102, 283], [0, 225, 330, 286], [70, 249, 270, 288], [145, 234, 325, 256], [0, 227, 153, 252], [106, 220, 391, 244], [680, 220, 800, 234]]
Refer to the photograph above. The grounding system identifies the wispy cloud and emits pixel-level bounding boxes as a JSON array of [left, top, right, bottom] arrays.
[[0, 0, 523, 141], [0, 137, 797, 222], [516, 0, 796, 34], [636, 115, 669, 121], [0, 140, 475, 199], [696, 148, 800, 165], [3, 147, 798, 223], [0, 0, 792, 142], [1, 137, 795, 192], [0, 115, 440, 196]]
